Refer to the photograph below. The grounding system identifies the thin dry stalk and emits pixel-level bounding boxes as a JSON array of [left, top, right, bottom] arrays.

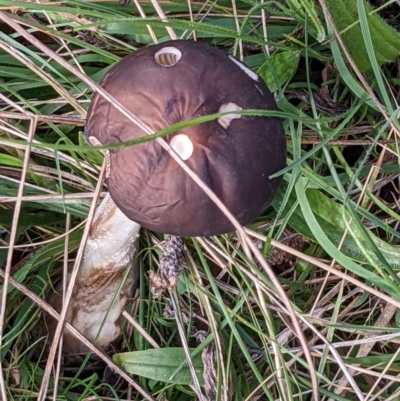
[[52, 213, 70, 401], [131, 0, 158, 42], [0, 116, 37, 400], [149, 0, 177, 39]]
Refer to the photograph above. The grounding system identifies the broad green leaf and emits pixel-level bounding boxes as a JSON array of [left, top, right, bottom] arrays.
[[113, 348, 204, 386], [285, 0, 326, 42], [0, 209, 65, 228], [273, 186, 400, 270], [0, 153, 23, 168], [294, 181, 400, 299], [258, 50, 300, 92], [324, 0, 400, 71]]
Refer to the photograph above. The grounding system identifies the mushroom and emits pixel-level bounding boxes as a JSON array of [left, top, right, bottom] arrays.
[[48, 193, 140, 354], [49, 39, 286, 354], [85, 40, 287, 237]]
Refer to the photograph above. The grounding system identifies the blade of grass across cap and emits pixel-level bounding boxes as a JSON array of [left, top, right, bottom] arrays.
[[136, 12, 208, 398]]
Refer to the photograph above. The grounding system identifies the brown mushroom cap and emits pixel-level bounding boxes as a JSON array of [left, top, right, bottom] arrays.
[[85, 40, 286, 237]]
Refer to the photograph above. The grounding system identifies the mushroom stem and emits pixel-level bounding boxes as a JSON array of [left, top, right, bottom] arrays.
[[48, 193, 141, 354]]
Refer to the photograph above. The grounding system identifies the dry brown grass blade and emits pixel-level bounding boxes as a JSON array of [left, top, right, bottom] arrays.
[[132, 0, 158, 42], [366, 348, 400, 401], [185, 0, 196, 40], [0, 115, 37, 400], [230, 0, 243, 60], [136, 6, 210, 397], [0, 11, 320, 400], [149, 0, 177, 39], [0, 215, 85, 249], [186, 247, 229, 401], [0, 111, 85, 125], [53, 213, 71, 401], [169, 293, 206, 401], [270, 331, 400, 354], [302, 319, 365, 400], [0, 192, 103, 204], [0, 120, 98, 177], [0, 92, 28, 114]]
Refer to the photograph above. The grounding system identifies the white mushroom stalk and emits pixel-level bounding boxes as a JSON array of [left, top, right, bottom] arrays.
[[48, 193, 141, 354]]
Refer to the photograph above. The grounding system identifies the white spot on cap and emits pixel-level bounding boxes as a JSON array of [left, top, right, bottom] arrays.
[[155, 47, 182, 67], [88, 135, 111, 178], [170, 134, 194, 160], [88, 135, 101, 147], [228, 56, 259, 81], [218, 102, 243, 129]]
